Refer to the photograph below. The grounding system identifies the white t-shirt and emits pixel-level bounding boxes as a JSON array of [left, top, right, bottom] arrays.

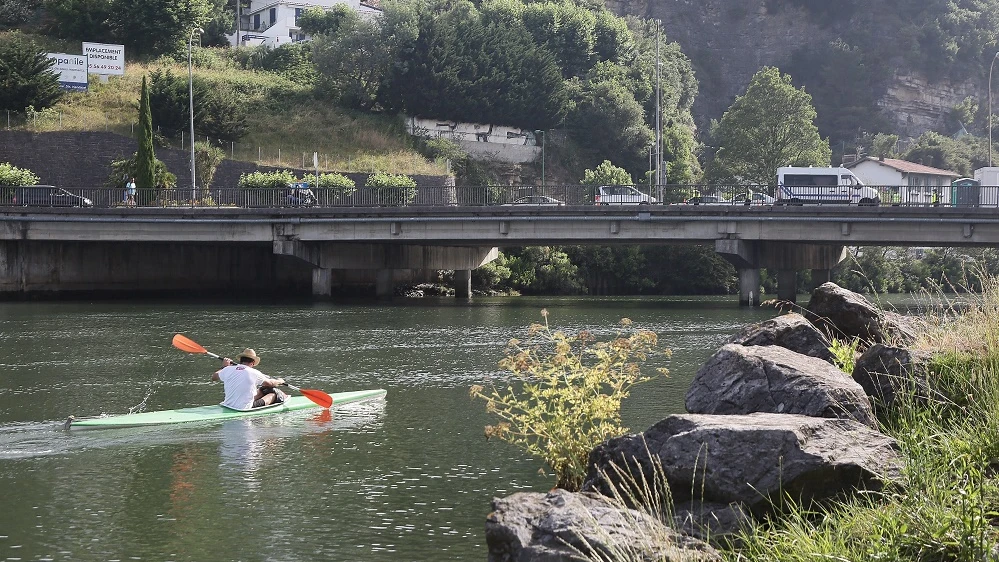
[[217, 364, 268, 410]]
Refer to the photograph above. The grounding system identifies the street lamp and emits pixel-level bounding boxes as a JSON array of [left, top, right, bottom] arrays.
[[990, 52, 999, 166], [534, 130, 545, 187], [188, 26, 204, 201]]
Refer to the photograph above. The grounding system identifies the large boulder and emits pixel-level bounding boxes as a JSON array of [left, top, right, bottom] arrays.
[[685, 343, 875, 427], [583, 413, 901, 515], [806, 282, 918, 346], [486, 489, 722, 562], [727, 312, 835, 363], [852, 344, 935, 409]]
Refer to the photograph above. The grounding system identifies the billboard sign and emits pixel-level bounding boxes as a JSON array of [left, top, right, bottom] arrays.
[[82, 42, 125, 75], [45, 53, 89, 92]]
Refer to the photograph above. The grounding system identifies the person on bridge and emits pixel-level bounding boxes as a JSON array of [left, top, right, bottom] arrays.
[[212, 348, 287, 410], [125, 177, 136, 206]]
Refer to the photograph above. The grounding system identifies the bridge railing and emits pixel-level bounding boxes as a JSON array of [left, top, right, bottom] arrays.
[[3, 184, 999, 208]]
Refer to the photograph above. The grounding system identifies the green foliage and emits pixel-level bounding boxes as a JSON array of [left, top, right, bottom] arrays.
[[238, 170, 296, 190], [472, 253, 514, 291], [365, 172, 416, 206], [564, 246, 653, 295], [870, 133, 900, 159], [0, 162, 39, 186], [504, 247, 586, 294], [581, 160, 633, 186], [1, 0, 40, 27], [312, 172, 356, 203], [828, 337, 860, 374], [0, 33, 62, 112], [229, 43, 317, 83], [902, 131, 986, 177], [193, 141, 224, 192], [136, 76, 156, 191], [107, 153, 176, 205], [297, 4, 357, 36], [105, 0, 216, 57], [569, 76, 653, 174], [470, 313, 667, 490], [148, 68, 248, 141], [708, 66, 830, 186], [42, 0, 114, 42]]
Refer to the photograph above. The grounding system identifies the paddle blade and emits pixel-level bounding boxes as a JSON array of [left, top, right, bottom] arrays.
[[300, 388, 333, 409], [172, 334, 207, 354]]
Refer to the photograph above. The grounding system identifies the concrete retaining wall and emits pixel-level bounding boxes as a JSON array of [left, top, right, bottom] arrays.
[[0, 131, 452, 189]]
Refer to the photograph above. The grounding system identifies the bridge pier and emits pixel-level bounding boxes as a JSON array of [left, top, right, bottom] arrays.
[[738, 268, 761, 306], [454, 269, 472, 298], [375, 269, 394, 298], [717, 240, 847, 305], [312, 268, 332, 297]]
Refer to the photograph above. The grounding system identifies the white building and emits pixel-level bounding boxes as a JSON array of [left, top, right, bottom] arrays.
[[404, 116, 542, 164], [228, 0, 380, 48], [846, 157, 959, 205]]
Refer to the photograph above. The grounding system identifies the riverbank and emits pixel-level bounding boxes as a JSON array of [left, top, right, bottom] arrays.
[[483, 282, 999, 560]]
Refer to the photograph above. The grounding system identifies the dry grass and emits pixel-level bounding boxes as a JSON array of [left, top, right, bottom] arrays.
[[909, 271, 999, 357]]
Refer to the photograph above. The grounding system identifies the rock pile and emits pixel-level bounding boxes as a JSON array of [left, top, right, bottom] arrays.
[[486, 282, 930, 561]]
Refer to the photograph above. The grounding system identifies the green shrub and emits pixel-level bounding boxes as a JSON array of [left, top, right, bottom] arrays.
[[365, 172, 416, 206], [238, 170, 296, 190], [106, 153, 176, 205], [470, 312, 668, 491], [0, 162, 39, 186]]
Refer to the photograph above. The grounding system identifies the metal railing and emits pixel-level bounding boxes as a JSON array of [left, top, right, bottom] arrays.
[[2, 184, 999, 209]]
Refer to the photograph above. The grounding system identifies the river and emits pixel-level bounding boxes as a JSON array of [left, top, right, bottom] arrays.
[[0, 296, 776, 561]]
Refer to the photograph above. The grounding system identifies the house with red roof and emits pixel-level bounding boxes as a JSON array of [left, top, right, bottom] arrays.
[[846, 157, 960, 205]]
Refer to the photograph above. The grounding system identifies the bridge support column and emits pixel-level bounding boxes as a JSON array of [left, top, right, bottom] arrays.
[[375, 269, 394, 298], [810, 268, 832, 291], [454, 269, 472, 298], [777, 269, 798, 303], [312, 268, 332, 297], [738, 268, 761, 306]]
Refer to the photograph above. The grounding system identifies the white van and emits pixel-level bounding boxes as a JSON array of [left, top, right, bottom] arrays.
[[594, 185, 657, 205], [776, 167, 880, 206]]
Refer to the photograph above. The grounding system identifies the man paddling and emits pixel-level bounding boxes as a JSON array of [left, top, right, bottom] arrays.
[[212, 348, 287, 410]]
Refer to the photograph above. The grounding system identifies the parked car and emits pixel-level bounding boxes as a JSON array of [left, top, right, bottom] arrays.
[[503, 195, 565, 206], [594, 185, 656, 205], [685, 195, 732, 205], [732, 192, 776, 206], [12, 185, 93, 207]]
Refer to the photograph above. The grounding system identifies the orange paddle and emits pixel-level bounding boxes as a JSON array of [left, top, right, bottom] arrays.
[[171, 333, 333, 409]]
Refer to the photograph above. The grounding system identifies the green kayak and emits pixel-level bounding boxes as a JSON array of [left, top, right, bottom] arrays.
[[69, 389, 387, 429]]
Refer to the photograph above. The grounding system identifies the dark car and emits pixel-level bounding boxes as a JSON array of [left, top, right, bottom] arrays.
[[733, 192, 776, 206], [13, 186, 93, 207], [502, 195, 565, 206], [685, 195, 732, 205]]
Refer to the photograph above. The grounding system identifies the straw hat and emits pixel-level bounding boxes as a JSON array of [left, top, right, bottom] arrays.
[[237, 348, 261, 366]]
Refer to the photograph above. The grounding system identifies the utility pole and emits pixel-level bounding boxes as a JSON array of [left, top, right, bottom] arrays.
[[655, 19, 662, 191]]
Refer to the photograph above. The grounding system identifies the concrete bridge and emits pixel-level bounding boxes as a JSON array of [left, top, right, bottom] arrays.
[[2, 204, 997, 302]]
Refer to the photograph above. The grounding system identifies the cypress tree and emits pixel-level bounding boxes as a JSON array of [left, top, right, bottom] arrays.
[[136, 75, 156, 195]]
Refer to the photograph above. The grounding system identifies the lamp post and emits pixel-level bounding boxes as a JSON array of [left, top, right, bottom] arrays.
[[990, 52, 999, 167], [534, 130, 545, 187], [188, 27, 204, 201]]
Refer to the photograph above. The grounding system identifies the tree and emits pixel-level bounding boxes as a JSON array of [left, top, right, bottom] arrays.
[[136, 76, 156, 197], [1, 0, 41, 27], [42, 0, 114, 41], [193, 141, 224, 197], [708, 67, 830, 186], [297, 4, 357, 36], [0, 33, 62, 112], [581, 160, 633, 185], [105, 0, 216, 57]]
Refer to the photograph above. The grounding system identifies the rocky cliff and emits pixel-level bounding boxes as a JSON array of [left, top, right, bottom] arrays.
[[606, 0, 983, 138]]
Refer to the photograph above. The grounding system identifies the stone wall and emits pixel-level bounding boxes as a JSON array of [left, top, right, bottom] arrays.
[[0, 131, 452, 189]]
